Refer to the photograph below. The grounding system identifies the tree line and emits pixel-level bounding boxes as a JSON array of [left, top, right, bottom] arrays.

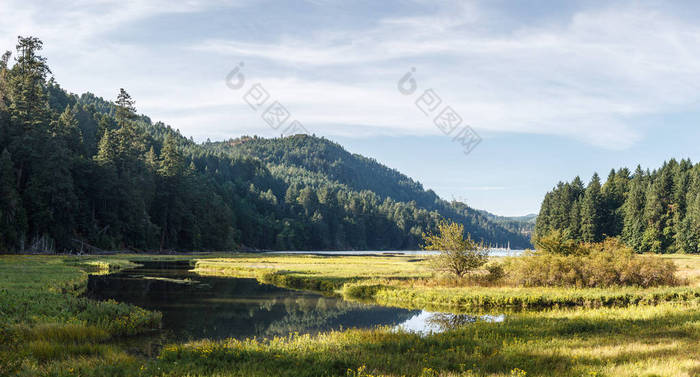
[[535, 159, 700, 253], [0, 36, 530, 253]]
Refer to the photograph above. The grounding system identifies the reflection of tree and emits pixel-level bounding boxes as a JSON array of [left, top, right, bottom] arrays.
[[89, 266, 419, 342], [263, 297, 417, 338], [425, 313, 477, 331]]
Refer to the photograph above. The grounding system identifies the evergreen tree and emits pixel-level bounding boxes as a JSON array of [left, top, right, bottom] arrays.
[[684, 166, 700, 253], [568, 198, 582, 240], [115, 88, 136, 126], [55, 105, 83, 155], [580, 173, 603, 242], [671, 159, 692, 252], [159, 135, 184, 178], [534, 191, 553, 238], [0, 36, 560, 253], [0, 149, 26, 251], [298, 186, 319, 216], [622, 167, 646, 251], [0, 51, 11, 147], [7, 36, 51, 191], [642, 165, 673, 253], [601, 169, 626, 237]]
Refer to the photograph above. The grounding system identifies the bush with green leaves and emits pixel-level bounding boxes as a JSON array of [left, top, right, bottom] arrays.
[[505, 238, 678, 288]]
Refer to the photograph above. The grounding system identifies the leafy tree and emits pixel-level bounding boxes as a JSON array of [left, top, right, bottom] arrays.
[[422, 220, 487, 278]]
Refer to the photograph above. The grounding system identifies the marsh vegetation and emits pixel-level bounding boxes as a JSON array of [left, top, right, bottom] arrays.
[[1, 247, 698, 376]]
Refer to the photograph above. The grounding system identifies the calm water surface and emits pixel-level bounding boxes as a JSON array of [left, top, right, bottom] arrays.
[[87, 261, 502, 344]]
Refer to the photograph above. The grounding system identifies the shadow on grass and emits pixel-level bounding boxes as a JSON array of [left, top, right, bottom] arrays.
[[155, 305, 700, 376]]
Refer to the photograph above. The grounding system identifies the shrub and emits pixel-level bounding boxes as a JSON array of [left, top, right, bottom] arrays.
[[533, 229, 581, 255], [422, 221, 488, 278], [484, 263, 505, 283], [505, 238, 678, 288]]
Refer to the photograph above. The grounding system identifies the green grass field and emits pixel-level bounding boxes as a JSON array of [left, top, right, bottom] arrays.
[[1, 253, 699, 376]]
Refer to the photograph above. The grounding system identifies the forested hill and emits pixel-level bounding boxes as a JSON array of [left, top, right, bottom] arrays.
[[212, 136, 437, 205], [0, 36, 530, 253], [535, 160, 700, 253], [205, 137, 532, 249]]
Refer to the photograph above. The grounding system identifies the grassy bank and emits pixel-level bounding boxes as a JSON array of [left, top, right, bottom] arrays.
[[154, 303, 700, 377], [192, 254, 700, 310], [0, 255, 161, 376], [2, 253, 700, 376], [194, 254, 433, 294]]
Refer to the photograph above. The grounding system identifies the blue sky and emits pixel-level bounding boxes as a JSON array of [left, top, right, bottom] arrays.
[[3, 0, 700, 216]]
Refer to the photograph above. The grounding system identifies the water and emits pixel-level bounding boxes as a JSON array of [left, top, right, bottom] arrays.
[[87, 261, 503, 344], [266, 249, 525, 257], [396, 311, 505, 335]]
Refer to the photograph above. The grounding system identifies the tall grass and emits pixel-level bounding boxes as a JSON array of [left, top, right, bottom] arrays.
[[153, 303, 700, 377], [0, 255, 161, 375], [3, 253, 700, 376], [344, 282, 700, 311]]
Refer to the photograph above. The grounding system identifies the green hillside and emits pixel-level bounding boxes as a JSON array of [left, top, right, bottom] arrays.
[[0, 37, 531, 253]]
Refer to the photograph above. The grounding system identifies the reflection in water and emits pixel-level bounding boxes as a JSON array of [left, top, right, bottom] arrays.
[[396, 311, 505, 335], [87, 261, 505, 346], [87, 262, 420, 342]]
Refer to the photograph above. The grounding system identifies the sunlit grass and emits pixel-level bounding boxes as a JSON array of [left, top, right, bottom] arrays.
[[155, 303, 700, 377], [0, 255, 161, 376], [2, 253, 700, 376], [663, 254, 700, 286], [194, 254, 433, 279], [192, 254, 700, 310]]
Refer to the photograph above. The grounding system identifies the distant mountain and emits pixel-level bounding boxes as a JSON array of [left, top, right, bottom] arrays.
[[0, 37, 531, 252], [477, 210, 536, 241]]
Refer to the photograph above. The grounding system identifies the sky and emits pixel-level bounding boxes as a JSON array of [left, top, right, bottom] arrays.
[[3, 0, 700, 216]]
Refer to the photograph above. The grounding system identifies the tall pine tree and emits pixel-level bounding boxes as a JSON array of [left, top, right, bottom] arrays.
[[580, 173, 603, 242]]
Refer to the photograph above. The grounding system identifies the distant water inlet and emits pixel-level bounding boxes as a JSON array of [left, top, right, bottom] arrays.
[[266, 249, 525, 257], [87, 261, 506, 343]]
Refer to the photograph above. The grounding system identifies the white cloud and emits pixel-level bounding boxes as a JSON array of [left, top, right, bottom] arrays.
[[187, 2, 700, 149], [3, 1, 700, 149]]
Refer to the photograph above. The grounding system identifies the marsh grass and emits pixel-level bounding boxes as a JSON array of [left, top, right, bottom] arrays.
[[153, 303, 700, 377], [354, 283, 700, 311], [71, 258, 142, 275], [193, 254, 700, 311], [194, 255, 434, 296], [2, 253, 700, 376], [0, 255, 161, 375], [664, 254, 700, 286]]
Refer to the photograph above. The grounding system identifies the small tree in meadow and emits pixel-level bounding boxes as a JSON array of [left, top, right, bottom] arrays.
[[422, 221, 488, 278]]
